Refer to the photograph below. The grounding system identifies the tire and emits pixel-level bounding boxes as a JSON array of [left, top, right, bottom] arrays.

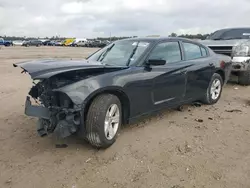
[[202, 73, 223, 105], [85, 94, 122, 148], [238, 66, 250, 86]]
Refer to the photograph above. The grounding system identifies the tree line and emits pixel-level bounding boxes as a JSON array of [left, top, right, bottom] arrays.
[[0, 33, 211, 41], [168, 33, 210, 40]]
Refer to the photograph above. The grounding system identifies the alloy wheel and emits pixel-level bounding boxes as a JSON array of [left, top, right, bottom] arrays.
[[104, 104, 120, 140]]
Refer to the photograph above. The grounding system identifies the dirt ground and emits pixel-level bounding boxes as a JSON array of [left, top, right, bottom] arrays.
[[0, 46, 250, 188]]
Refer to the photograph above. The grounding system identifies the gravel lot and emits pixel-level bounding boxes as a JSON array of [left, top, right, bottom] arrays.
[[0, 46, 250, 188]]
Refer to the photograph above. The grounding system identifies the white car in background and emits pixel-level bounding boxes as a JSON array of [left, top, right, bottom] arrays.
[[13, 40, 25, 46], [72, 38, 88, 47], [75, 40, 88, 47]]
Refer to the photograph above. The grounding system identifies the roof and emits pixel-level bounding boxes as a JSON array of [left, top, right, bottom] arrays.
[[214, 27, 250, 32]]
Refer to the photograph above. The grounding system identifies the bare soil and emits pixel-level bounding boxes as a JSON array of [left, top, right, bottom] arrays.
[[0, 46, 250, 188]]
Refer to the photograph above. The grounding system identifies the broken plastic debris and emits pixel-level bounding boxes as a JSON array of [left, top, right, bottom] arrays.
[[225, 109, 242, 113], [195, 119, 203, 123], [85, 158, 92, 163]]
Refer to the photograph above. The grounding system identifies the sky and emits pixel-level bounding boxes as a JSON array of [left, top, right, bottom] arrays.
[[0, 0, 250, 38]]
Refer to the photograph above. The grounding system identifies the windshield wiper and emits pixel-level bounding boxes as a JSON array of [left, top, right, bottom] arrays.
[[126, 42, 139, 66], [98, 43, 115, 62]]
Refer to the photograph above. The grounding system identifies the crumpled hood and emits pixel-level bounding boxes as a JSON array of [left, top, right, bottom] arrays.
[[13, 59, 127, 79], [200, 39, 250, 47]]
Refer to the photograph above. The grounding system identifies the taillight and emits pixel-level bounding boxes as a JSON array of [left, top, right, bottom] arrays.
[[220, 61, 225, 68]]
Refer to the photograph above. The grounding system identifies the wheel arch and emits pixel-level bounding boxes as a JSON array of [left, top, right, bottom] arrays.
[[215, 69, 225, 84], [83, 87, 131, 125]]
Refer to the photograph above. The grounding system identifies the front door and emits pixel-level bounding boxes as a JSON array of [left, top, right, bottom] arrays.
[[147, 41, 187, 108]]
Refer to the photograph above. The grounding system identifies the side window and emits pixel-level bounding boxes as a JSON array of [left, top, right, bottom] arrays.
[[183, 42, 202, 60], [148, 42, 182, 63], [201, 46, 207, 57]]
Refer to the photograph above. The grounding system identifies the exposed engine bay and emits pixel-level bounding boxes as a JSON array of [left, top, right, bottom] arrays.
[[26, 70, 100, 138]]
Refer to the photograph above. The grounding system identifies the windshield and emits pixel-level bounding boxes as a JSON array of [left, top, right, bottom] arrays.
[[87, 40, 150, 66], [209, 28, 250, 40]]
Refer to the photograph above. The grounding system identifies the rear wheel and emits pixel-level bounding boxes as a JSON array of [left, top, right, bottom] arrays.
[[202, 73, 223, 105], [85, 94, 122, 148]]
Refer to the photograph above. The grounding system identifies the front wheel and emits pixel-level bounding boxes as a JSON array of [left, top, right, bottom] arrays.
[[85, 94, 122, 148], [202, 73, 223, 105]]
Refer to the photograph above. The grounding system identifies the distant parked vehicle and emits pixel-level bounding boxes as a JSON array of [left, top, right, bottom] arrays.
[[62, 38, 75, 46], [46, 41, 56, 46], [84, 40, 93, 47], [54, 40, 63, 46], [13, 40, 25, 46], [0, 38, 13, 46], [87, 40, 108, 48], [73, 39, 88, 47], [42, 40, 51, 46], [201, 27, 250, 85], [22, 40, 43, 47]]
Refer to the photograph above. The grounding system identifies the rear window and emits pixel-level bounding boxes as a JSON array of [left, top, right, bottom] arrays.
[[183, 42, 202, 60]]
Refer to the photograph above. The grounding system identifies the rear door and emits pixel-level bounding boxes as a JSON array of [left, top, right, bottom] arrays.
[[180, 41, 213, 100], [146, 41, 187, 108]]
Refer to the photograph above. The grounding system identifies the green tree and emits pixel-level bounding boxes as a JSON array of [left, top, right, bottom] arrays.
[[169, 33, 177, 37]]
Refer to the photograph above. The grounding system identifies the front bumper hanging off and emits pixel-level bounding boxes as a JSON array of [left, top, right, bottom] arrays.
[[25, 96, 50, 119], [25, 96, 81, 138]]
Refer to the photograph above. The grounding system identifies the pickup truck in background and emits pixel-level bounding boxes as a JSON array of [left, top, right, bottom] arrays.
[[0, 38, 13, 47], [201, 27, 250, 85]]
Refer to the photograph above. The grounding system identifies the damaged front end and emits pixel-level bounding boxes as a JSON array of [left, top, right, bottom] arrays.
[[25, 78, 81, 138], [14, 59, 128, 139]]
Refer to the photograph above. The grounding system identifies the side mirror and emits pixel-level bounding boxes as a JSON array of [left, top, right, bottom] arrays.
[[147, 59, 166, 66]]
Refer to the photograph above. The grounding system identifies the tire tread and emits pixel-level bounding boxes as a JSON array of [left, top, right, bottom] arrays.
[[202, 73, 223, 105], [85, 94, 120, 148]]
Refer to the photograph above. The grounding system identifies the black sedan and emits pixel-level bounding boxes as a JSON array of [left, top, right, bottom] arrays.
[[13, 37, 232, 148]]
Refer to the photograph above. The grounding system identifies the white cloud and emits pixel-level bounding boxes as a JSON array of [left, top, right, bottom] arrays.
[[0, 0, 250, 37], [60, 2, 84, 14]]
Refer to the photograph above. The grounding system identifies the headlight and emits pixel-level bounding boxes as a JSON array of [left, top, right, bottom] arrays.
[[232, 41, 250, 57]]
